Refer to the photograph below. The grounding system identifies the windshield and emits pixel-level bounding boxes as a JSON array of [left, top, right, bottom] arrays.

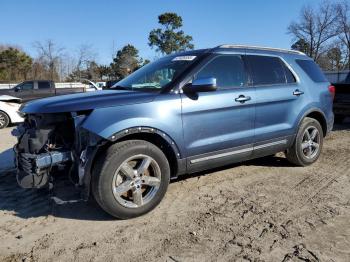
[[112, 55, 197, 91]]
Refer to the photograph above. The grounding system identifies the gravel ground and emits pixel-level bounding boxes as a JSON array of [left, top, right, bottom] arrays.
[[0, 120, 349, 262]]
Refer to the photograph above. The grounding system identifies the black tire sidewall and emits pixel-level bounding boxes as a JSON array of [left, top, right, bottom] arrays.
[[0, 111, 9, 129], [295, 119, 323, 166], [94, 140, 170, 219]]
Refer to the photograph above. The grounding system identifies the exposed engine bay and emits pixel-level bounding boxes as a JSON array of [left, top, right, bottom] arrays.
[[13, 112, 105, 199]]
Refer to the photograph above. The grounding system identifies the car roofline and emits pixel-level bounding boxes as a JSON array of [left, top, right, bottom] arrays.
[[213, 44, 306, 55]]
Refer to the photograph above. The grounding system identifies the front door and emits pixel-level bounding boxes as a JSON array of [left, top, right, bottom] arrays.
[[181, 54, 256, 172], [14, 81, 34, 102]]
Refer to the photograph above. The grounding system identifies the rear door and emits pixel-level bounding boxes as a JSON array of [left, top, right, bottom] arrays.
[[181, 54, 256, 172], [35, 81, 55, 99], [246, 54, 303, 156]]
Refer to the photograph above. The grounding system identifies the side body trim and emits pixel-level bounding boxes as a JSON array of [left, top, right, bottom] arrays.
[[190, 147, 252, 164], [190, 138, 288, 164], [254, 139, 287, 150]]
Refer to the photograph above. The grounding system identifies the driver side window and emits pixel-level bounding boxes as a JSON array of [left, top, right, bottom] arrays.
[[20, 82, 34, 90], [195, 55, 247, 89]]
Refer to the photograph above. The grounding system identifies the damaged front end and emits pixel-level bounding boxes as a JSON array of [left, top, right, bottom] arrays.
[[13, 111, 105, 199]]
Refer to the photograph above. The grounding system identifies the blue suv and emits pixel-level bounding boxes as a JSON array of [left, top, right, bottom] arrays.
[[14, 45, 334, 219]]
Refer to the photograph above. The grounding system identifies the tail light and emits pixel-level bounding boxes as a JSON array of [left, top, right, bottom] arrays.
[[328, 85, 335, 100]]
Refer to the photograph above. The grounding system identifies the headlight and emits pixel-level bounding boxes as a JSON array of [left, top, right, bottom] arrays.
[[18, 111, 26, 118]]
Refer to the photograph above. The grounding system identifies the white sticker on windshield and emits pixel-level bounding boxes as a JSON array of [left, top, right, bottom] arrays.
[[172, 56, 196, 61]]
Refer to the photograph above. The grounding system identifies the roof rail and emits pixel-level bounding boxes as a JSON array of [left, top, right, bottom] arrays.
[[216, 44, 305, 55]]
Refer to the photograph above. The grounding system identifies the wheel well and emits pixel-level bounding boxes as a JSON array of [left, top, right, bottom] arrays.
[[305, 111, 327, 136], [115, 133, 179, 177]]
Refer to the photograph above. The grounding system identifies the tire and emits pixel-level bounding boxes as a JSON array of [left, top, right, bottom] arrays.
[[92, 140, 170, 219], [334, 115, 345, 124], [285, 117, 323, 166], [0, 111, 10, 129]]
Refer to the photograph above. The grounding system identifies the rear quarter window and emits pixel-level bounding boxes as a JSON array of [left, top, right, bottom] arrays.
[[296, 59, 327, 83], [38, 81, 51, 89]]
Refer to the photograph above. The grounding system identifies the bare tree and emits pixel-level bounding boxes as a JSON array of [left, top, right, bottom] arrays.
[[75, 44, 96, 80], [288, 1, 339, 61], [33, 39, 64, 81], [336, 1, 350, 69], [60, 54, 76, 81]]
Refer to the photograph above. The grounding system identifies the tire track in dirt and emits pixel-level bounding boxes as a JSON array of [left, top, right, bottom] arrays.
[[0, 129, 349, 262], [209, 142, 350, 261], [150, 133, 350, 261]]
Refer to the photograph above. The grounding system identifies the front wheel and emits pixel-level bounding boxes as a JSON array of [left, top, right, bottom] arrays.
[[0, 111, 9, 129], [285, 117, 323, 166], [92, 140, 170, 219]]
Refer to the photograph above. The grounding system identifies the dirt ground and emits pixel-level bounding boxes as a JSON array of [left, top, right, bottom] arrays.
[[0, 120, 350, 262], [0, 127, 16, 172]]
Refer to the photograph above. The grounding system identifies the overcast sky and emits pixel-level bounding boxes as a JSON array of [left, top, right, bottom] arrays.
[[0, 0, 321, 64]]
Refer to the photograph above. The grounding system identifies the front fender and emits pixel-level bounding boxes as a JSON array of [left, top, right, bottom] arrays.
[[0, 101, 23, 123], [81, 94, 185, 156]]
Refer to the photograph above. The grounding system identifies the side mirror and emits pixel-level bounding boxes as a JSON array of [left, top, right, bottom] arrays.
[[14, 86, 20, 92], [184, 77, 217, 93]]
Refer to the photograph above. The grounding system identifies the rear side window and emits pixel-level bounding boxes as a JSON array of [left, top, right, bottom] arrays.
[[195, 55, 246, 88], [296, 59, 327, 82], [38, 81, 50, 89], [246, 55, 287, 85]]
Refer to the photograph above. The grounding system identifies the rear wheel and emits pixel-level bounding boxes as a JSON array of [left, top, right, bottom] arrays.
[[0, 111, 9, 129], [285, 117, 323, 166], [92, 140, 170, 219]]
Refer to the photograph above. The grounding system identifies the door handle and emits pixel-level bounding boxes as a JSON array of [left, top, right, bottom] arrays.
[[235, 95, 251, 103], [293, 89, 304, 96]]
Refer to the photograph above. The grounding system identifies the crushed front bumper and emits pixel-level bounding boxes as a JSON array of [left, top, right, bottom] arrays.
[[15, 149, 73, 188], [12, 113, 105, 200]]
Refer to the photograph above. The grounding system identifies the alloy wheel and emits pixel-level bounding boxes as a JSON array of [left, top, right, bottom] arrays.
[[112, 154, 161, 208], [0, 113, 6, 128], [301, 126, 320, 159]]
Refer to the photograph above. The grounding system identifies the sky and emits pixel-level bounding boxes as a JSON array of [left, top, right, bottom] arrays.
[[0, 0, 322, 65]]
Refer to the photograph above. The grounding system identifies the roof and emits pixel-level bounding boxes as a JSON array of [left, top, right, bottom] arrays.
[[214, 44, 305, 55]]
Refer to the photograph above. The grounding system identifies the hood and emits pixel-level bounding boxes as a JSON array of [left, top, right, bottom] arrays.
[[20, 90, 158, 114], [0, 95, 21, 103]]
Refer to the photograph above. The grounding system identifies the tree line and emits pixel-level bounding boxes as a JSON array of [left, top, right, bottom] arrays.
[[289, 1, 350, 70], [0, 12, 194, 83], [1, 1, 350, 83]]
